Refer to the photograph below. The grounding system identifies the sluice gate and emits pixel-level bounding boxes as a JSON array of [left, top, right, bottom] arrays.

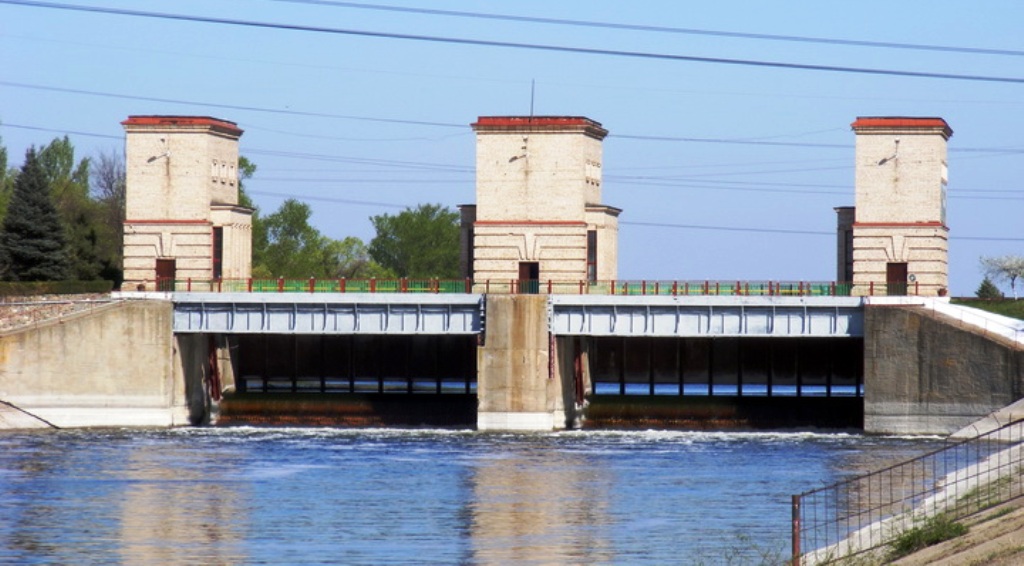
[[172, 293, 866, 429]]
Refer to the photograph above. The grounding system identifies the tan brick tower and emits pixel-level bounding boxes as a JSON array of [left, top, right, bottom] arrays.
[[122, 116, 252, 291], [851, 117, 952, 296], [462, 116, 620, 290]]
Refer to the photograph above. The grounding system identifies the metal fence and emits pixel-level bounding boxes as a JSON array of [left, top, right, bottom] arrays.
[[792, 419, 1024, 564], [148, 277, 871, 296]]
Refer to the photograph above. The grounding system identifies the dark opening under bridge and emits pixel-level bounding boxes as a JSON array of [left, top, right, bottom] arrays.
[[162, 278, 871, 430]]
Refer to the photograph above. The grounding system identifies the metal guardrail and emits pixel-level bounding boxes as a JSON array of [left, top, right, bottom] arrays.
[[143, 278, 875, 297], [792, 418, 1024, 564]]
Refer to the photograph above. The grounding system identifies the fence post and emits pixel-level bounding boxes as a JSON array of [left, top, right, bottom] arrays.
[[642, 280, 647, 295], [277, 277, 284, 293], [791, 494, 801, 566], [309, 277, 315, 293], [547, 280, 553, 294], [339, 278, 346, 293], [465, 278, 472, 294], [611, 280, 616, 295], [869, 281, 874, 296], [247, 278, 253, 293], [579, 280, 584, 295], [370, 278, 376, 293]]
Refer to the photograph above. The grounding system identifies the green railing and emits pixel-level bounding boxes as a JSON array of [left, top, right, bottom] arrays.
[[148, 278, 865, 296]]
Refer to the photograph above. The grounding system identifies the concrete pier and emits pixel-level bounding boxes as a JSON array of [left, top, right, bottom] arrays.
[[476, 295, 576, 431]]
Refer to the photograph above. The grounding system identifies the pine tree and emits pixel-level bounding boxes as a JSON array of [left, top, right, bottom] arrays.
[[0, 148, 71, 281], [976, 277, 1003, 299]]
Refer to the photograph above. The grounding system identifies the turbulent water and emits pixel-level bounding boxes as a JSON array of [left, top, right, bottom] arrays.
[[0, 427, 945, 565]]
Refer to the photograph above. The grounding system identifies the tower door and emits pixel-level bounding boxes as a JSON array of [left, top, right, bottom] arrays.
[[518, 262, 539, 294], [156, 258, 177, 292], [886, 262, 908, 296]]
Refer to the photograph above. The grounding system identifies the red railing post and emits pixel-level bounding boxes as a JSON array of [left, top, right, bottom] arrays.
[[703, 281, 709, 295], [485, 279, 490, 294], [217, 279, 222, 293], [465, 278, 472, 293], [915, 280, 920, 295], [547, 280, 553, 294], [247, 278, 253, 293], [277, 277, 284, 292], [684, 282, 689, 295], [579, 280, 584, 295], [434, 279, 440, 294], [715, 282, 720, 295], [339, 278, 346, 293], [309, 277, 315, 293], [642, 280, 647, 295], [672, 281, 678, 296], [869, 281, 875, 296], [830, 282, 836, 296], [611, 280, 616, 295], [186, 278, 192, 292], [370, 278, 376, 293]]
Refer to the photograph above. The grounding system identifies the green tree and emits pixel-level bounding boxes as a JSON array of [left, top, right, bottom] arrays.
[[0, 148, 71, 281], [255, 199, 340, 278], [976, 277, 1003, 299], [328, 236, 394, 279], [980, 255, 1024, 300], [368, 203, 460, 278], [89, 149, 126, 284], [38, 136, 114, 280], [0, 132, 19, 222]]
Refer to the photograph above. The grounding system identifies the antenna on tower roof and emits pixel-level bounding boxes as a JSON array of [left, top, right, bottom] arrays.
[[529, 79, 535, 120]]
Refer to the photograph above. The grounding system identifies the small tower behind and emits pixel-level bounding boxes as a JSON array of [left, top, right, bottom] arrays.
[[851, 117, 952, 296], [122, 116, 252, 290], [462, 116, 620, 289]]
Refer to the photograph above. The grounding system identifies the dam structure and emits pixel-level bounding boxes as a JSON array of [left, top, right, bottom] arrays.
[[1, 114, 1021, 434]]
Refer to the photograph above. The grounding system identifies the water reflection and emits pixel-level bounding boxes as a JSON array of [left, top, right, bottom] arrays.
[[118, 446, 244, 564], [468, 444, 613, 564]]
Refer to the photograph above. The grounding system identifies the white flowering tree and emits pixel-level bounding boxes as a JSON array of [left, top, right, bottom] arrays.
[[980, 254, 1024, 299]]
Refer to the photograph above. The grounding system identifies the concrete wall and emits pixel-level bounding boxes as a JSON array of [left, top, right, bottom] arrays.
[[477, 295, 576, 430], [0, 300, 195, 428], [864, 305, 1024, 434]]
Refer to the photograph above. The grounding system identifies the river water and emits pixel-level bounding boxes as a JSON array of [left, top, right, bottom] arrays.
[[0, 427, 945, 565]]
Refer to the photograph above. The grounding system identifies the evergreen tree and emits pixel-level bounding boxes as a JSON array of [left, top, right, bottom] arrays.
[[0, 148, 71, 281], [976, 277, 1004, 299]]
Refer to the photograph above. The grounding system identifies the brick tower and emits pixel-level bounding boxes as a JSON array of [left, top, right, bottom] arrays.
[[461, 116, 620, 290], [851, 117, 952, 296], [122, 116, 252, 291]]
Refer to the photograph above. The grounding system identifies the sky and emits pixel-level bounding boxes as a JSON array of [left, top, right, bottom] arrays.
[[1, 0, 1022, 296]]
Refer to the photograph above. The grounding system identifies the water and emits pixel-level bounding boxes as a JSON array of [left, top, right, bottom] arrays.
[[0, 428, 944, 565]]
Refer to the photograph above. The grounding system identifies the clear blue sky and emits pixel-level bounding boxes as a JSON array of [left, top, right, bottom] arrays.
[[1, 1, 1022, 295]]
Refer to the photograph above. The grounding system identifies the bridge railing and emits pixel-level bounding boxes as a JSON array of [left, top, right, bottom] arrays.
[[791, 418, 1024, 564], [145, 278, 869, 296]]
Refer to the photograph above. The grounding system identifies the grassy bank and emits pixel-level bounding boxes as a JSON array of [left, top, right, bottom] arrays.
[[952, 298, 1024, 321]]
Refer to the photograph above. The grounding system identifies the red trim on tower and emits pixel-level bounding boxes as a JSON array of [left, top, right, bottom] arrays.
[[125, 219, 213, 225], [474, 220, 588, 227], [853, 221, 948, 229], [122, 115, 243, 137], [851, 117, 952, 137]]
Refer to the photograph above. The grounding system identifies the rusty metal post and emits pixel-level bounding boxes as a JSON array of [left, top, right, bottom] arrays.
[[791, 494, 801, 566]]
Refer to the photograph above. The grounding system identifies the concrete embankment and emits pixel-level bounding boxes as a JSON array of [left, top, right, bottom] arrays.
[[864, 300, 1024, 435], [0, 298, 191, 428]]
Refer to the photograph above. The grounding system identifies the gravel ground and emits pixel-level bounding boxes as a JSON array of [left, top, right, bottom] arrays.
[[0, 294, 112, 332]]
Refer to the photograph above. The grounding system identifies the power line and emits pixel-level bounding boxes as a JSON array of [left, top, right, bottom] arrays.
[[3, 1, 1024, 84], [270, 0, 1024, 58], [0, 80, 465, 129]]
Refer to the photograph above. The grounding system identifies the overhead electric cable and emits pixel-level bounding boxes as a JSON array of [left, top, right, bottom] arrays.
[[271, 0, 1024, 58], [0, 80, 464, 129], [1, 1, 1023, 84]]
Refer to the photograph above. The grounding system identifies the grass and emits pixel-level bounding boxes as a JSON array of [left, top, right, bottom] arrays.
[[886, 514, 968, 561], [952, 298, 1024, 321]]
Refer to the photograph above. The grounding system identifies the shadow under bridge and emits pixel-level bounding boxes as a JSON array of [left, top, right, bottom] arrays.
[[550, 296, 866, 429], [172, 293, 483, 426]]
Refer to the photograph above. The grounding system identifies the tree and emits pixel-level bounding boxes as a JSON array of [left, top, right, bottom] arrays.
[[255, 199, 341, 278], [38, 136, 113, 281], [328, 236, 394, 279], [0, 148, 71, 281], [976, 277, 1004, 299], [0, 133, 17, 221], [980, 255, 1024, 299], [89, 149, 126, 283], [368, 203, 460, 278]]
